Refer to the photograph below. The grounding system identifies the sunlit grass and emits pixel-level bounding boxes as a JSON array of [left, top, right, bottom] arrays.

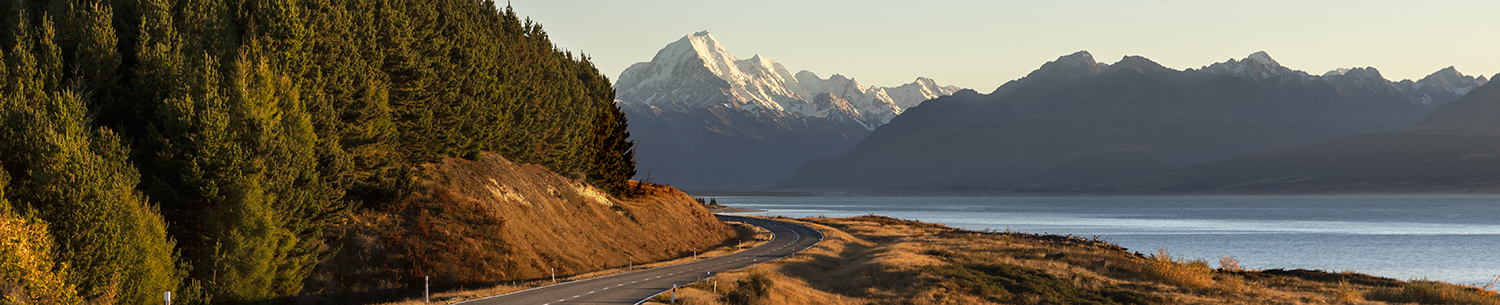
[[1140, 249, 1216, 289], [1367, 280, 1500, 305]]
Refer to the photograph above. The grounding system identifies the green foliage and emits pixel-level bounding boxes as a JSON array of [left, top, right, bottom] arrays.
[[0, 173, 83, 305], [1, 0, 636, 302], [0, 6, 182, 304]]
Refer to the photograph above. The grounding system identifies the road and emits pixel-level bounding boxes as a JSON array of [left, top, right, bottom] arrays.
[[456, 215, 822, 305]]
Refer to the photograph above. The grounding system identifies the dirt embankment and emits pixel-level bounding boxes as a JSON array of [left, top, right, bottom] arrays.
[[659, 216, 1500, 305], [303, 152, 735, 302]]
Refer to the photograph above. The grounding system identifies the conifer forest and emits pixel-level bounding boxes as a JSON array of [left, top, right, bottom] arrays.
[[0, 0, 635, 302]]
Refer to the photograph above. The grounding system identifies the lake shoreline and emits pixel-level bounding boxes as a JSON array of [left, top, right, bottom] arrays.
[[708, 194, 1500, 285]]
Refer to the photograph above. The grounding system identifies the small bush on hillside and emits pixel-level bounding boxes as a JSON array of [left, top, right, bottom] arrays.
[[1335, 281, 1364, 303], [721, 271, 773, 305], [1367, 280, 1500, 305], [1218, 255, 1242, 272], [1141, 249, 1216, 289]]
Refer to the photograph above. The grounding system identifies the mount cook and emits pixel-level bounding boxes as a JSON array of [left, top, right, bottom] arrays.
[[614, 31, 962, 187]]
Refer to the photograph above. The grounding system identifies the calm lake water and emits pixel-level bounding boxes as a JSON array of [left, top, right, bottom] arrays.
[[713, 194, 1500, 285]]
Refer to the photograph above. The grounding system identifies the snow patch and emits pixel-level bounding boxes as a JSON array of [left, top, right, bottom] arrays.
[[614, 31, 964, 130]]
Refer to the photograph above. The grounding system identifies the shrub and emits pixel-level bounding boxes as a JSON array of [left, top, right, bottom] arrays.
[[1218, 255, 1242, 272], [1140, 249, 1216, 289], [721, 271, 773, 305], [1367, 280, 1500, 305], [1334, 281, 1364, 303]]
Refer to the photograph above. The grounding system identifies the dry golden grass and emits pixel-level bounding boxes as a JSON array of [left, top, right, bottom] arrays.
[[670, 215, 1500, 305], [1367, 280, 1500, 305], [351, 209, 1500, 305], [301, 152, 736, 304], [1140, 248, 1217, 289], [1335, 281, 1365, 304], [367, 222, 769, 305]]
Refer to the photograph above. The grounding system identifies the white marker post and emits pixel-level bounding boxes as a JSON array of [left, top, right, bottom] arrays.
[[164, 291, 171, 305], [671, 284, 677, 304], [551, 268, 556, 283], [424, 276, 429, 303]]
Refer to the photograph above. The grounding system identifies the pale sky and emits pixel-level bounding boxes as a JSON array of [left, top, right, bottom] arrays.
[[506, 0, 1499, 91]]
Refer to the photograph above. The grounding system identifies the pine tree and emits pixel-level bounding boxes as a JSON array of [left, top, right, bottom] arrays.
[[0, 7, 182, 304], [0, 171, 83, 305]]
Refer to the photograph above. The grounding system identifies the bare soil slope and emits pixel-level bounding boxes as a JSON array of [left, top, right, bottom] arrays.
[[304, 152, 734, 302]]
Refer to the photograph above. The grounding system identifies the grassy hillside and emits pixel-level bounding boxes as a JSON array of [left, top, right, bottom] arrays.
[[653, 216, 1499, 305], [300, 152, 735, 303]]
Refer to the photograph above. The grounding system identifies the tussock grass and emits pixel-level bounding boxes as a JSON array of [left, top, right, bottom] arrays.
[[398, 213, 1500, 305], [368, 222, 766, 305], [1335, 281, 1364, 304], [1367, 280, 1500, 305], [669, 215, 1494, 305], [303, 153, 735, 303], [1139, 249, 1216, 289], [922, 250, 1158, 304]]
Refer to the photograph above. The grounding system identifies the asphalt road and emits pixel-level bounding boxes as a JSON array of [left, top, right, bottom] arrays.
[[456, 215, 822, 305]]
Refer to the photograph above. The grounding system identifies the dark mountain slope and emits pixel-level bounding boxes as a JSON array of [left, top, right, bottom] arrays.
[[779, 52, 1435, 190], [623, 102, 869, 187], [1129, 74, 1500, 193], [1406, 75, 1500, 134]]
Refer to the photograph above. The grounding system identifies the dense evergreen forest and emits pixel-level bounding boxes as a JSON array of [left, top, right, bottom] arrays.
[[0, 0, 635, 302]]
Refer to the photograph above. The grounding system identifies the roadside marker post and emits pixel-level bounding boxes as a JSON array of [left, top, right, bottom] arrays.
[[671, 284, 677, 304], [551, 268, 556, 283], [164, 291, 170, 305], [424, 276, 429, 303]]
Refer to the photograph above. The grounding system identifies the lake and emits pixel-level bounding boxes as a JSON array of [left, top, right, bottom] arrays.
[[710, 194, 1500, 285]]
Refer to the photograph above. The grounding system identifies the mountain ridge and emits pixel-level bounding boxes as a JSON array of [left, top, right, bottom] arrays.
[[778, 51, 1486, 191], [614, 31, 963, 187], [615, 31, 962, 129]]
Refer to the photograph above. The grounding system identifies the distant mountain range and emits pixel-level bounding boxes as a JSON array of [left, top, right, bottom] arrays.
[[777, 51, 1488, 191], [616, 31, 962, 187], [1131, 74, 1500, 193]]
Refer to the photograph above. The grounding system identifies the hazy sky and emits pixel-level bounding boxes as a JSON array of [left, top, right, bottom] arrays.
[[506, 0, 1498, 91]]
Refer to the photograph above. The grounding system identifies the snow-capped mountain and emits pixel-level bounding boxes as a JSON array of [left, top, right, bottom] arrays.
[[1197, 51, 1302, 81], [778, 50, 1493, 191], [614, 31, 962, 129], [1397, 67, 1489, 105], [1197, 51, 1488, 107]]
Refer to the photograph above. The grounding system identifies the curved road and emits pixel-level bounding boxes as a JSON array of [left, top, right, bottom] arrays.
[[457, 215, 822, 305]]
